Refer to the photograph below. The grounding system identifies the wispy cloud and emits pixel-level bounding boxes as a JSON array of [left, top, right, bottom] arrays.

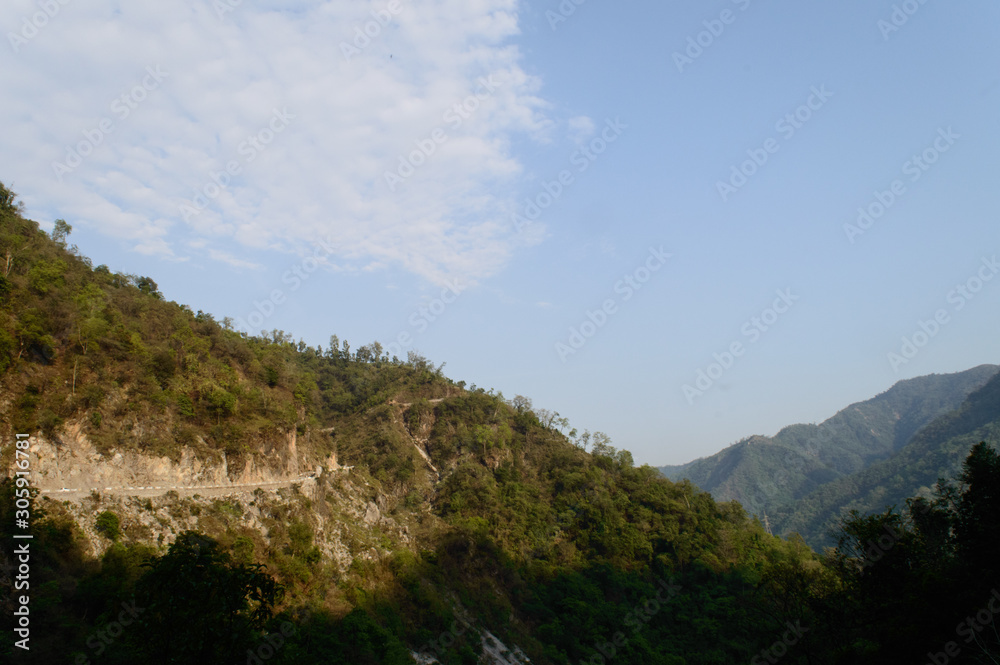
[[205, 248, 264, 271], [0, 0, 554, 286], [567, 115, 596, 144]]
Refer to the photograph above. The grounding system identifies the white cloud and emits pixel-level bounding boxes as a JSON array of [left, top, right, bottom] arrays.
[[567, 115, 596, 144], [204, 248, 263, 270], [0, 0, 554, 287]]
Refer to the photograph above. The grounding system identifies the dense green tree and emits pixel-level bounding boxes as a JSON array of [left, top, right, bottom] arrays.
[[95, 511, 121, 541], [51, 219, 72, 247], [822, 442, 1000, 664], [126, 531, 283, 664]]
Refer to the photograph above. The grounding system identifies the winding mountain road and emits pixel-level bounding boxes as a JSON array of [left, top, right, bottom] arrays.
[[34, 398, 446, 501], [38, 472, 323, 500]]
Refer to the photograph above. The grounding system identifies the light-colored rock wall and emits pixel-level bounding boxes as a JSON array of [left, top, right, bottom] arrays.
[[26, 423, 312, 493]]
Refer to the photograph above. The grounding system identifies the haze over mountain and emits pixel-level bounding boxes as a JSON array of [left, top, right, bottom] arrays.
[[659, 364, 1000, 548]]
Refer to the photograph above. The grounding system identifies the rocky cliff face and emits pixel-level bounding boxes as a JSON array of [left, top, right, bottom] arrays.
[[26, 420, 409, 567], [26, 424, 534, 664], [28, 422, 323, 493], [14, 393, 538, 663], [44, 470, 411, 568]]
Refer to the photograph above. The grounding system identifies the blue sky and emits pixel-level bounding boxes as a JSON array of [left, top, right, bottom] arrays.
[[2, 0, 998, 465]]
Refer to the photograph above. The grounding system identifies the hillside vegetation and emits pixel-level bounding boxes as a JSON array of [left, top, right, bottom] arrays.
[[774, 370, 1000, 545], [660, 365, 999, 548], [1, 182, 998, 664], [0, 181, 459, 471]]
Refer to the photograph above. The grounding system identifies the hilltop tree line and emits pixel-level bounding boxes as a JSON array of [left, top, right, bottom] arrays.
[[0, 181, 455, 466]]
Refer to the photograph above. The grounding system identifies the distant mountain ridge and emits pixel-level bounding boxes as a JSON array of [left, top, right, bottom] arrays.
[[659, 364, 1000, 548], [773, 367, 1000, 547]]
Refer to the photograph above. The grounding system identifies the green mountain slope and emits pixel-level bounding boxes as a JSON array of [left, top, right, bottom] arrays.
[[658, 365, 998, 530], [773, 370, 1000, 547], [3, 181, 999, 664], [0, 182, 831, 663]]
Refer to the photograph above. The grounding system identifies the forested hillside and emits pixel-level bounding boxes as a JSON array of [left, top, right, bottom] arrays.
[[659, 365, 999, 548], [1, 182, 998, 664], [774, 370, 1000, 546]]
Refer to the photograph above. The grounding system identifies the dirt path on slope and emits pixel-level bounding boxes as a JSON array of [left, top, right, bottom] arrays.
[[38, 473, 321, 500]]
